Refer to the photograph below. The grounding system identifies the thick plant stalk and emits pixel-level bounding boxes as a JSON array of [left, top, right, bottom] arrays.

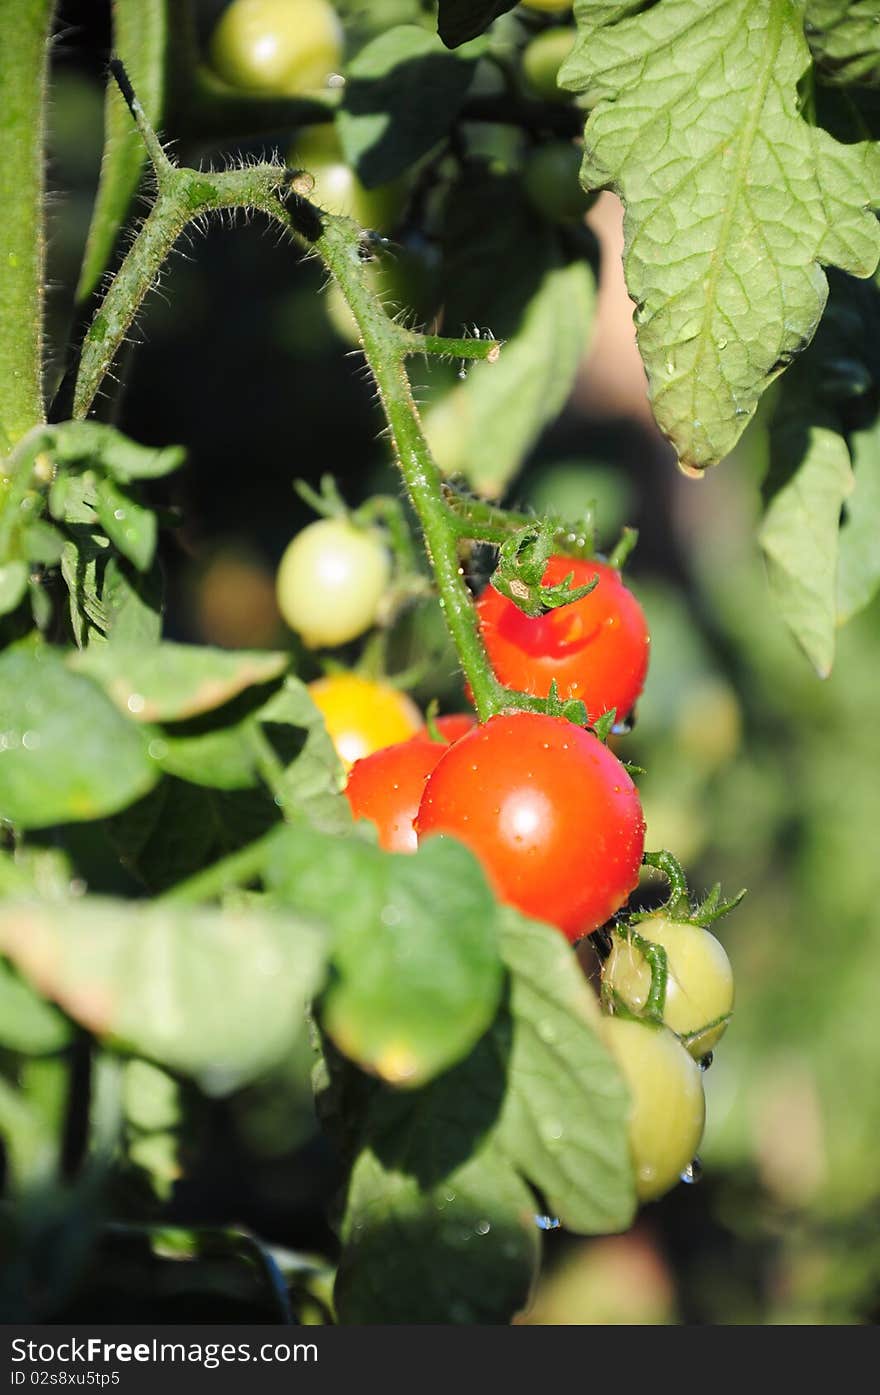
[[0, 0, 53, 455]]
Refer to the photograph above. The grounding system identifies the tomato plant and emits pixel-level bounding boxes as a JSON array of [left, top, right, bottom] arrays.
[[3, 0, 877, 1335]]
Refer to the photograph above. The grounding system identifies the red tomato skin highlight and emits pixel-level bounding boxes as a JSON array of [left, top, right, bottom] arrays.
[[345, 737, 449, 853], [416, 712, 645, 940], [476, 557, 650, 722]]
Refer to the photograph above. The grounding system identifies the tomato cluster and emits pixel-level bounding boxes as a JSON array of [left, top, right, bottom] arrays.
[[598, 909, 735, 1200], [276, 499, 737, 1206], [243, 0, 735, 1208]]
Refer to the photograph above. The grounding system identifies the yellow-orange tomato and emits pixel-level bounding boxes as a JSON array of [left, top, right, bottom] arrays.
[[309, 673, 422, 769]]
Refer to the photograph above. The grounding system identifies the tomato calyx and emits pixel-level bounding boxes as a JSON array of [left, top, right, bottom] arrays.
[[491, 522, 599, 619], [636, 849, 746, 929]]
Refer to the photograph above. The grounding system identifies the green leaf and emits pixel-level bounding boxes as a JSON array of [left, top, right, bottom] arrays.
[[0, 1058, 69, 1191], [340, 26, 478, 186], [838, 417, 880, 623], [0, 561, 28, 617], [107, 778, 279, 894], [444, 260, 595, 496], [93, 476, 157, 572], [68, 643, 288, 723], [0, 647, 158, 830], [154, 679, 348, 845], [122, 1059, 185, 1200], [257, 676, 348, 832], [560, 0, 880, 470], [156, 722, 260, 792], [22, 519, 65, 566], [60, 537, 164, 649], [100, 556, 164, 646], [267, 828, 503, 1087], [50, 421, 186, 483], [425, 176, 596, 493], [437, 0, 518, 49], [806, 0, 880, 88], [0, 0, 52, 447], [494, 909, 636, 1232], [329, 908, 634, 1323], [334, 1144, 539, 1323], [760, 400, 854, 677], [76, 0, 170, 303], [0, 898, 326, 1092], [0, 958, 72, 1054]]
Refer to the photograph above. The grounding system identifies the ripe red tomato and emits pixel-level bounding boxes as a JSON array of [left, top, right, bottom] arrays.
[[346, 715, 475, 851], [476, 557, 650, 722], [345, 737, 448, 853], [416, 712, 645, 940]]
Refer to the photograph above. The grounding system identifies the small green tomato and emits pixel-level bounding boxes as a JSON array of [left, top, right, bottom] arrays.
[[602, 1015, 706, 1203], [276, 517, 390, 648], [522, 27, 576, 102], [605, 915, 735, 1059], [291, 126, 407, 233], [209, 0, 343, 95], [523, 141, 595, 223]]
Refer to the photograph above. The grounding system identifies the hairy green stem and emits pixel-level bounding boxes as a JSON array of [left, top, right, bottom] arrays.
[[73, 161, 293, 420], [444, 489, 596, 557], [404, 333, 502, 363], [0, 0, 53, 455], [315, 219, 500, 720], [640, 850, 691, 920]]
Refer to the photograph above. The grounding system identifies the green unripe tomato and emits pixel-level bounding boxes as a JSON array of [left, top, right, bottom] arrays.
[[276, 518, 390, 648], [602, 1015, 706, 1203], [522, 27, 576, 101], [291, 126, 407, 232], [523, 142, 595, 222], [604, 916, 735, 1060], [521, 0, 572, 12], [209, 0, 343, 95]]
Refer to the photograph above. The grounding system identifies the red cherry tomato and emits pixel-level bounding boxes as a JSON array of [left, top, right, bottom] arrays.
[[476, 557, 650, 722], [416, 712, 645, 940], [345, 737, 449, 853]]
